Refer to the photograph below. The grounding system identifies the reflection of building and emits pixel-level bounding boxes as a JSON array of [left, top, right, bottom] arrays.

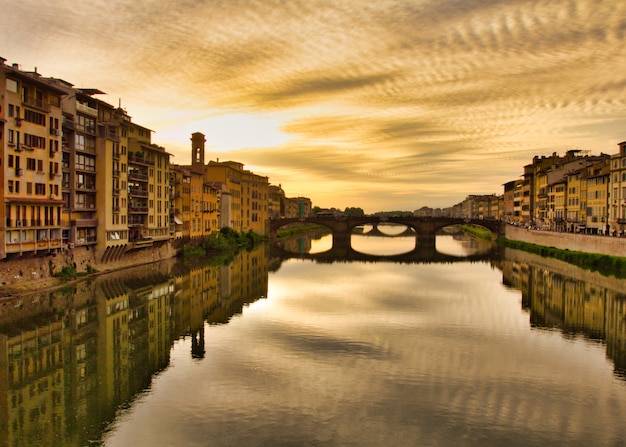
[[500, 252, 626, 376], [0, 318, 66, 446], [0, 245, 269, 445]]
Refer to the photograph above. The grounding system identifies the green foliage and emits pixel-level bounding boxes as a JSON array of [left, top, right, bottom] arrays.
[[344, 207, 365, 217], [460, 225, 494, 242], [179, 228, 267, 259], [54, 265, 78, 281], [276, 223, 330, 238], [53, 263, 98, 281], [498, 238, 626, 278]]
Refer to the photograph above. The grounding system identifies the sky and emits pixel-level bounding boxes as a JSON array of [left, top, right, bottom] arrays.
[[2, 0, 626, 212]]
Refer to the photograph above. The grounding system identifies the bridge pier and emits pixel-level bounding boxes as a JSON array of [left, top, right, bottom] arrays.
[[332, 232, 352, 257]]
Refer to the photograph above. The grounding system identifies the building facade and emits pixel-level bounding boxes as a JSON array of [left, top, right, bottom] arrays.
[[1, 59, 67, 260]]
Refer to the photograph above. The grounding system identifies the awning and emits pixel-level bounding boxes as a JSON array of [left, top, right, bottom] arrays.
[[174, 217, 183, 225]]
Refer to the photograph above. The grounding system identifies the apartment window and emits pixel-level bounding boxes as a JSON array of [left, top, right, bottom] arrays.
[[8, 129, 15, 144], [37, 160, 43, 172], [26, 158, 36, 171], [76, 154, 95, 171], [75, 134, 85, 150], [27, 182, 33, 194], [35, 183, 46, 195], [24, 109, 46, 126], [8, 180, 14, 193], [76, 194, 85, 208], [24, 134, 46, 149], [75, 115, 95, 133]]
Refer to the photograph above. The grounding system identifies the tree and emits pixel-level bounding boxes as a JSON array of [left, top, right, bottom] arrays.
[[344, 207, 365, 217]]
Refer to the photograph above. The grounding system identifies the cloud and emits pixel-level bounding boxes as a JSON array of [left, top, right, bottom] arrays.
[[3, 0, 626, 211]]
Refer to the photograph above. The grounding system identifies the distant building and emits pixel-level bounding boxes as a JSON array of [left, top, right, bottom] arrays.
[[610, 141, 626, 236]]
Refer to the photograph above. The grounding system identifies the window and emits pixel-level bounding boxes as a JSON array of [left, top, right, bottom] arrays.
[[24, 109, 45, 126], [75, 154, 95, 171], [75, 115, 95, 133], [75, 134, 85, 150], [27, 158, 36, 171], [24, 134, 46, 148], [35, 183, 46, 195]]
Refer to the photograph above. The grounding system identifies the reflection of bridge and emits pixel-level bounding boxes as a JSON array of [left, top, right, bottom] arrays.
[[269, 216, 502, 251], [270, 242, 496, 264]]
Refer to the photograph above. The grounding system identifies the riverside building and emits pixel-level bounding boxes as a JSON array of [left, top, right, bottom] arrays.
[[1, 59, 67, 260]]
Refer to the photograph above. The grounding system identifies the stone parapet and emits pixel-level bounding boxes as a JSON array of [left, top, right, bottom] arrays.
[[504, 225, 626, 258]]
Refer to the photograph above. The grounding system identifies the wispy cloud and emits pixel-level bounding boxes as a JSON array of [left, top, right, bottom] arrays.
[[3, 0, 626, 211]]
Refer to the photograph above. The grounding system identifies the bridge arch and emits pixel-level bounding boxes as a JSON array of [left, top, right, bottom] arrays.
[[270, 216, 502, 255]]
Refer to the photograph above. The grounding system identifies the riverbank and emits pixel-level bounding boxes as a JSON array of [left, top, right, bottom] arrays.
[[501, 224, 626, 278], [504, 225, 626, 258]]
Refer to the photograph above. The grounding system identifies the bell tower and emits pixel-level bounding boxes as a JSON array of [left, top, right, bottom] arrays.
[[191, 132, 206, 173]]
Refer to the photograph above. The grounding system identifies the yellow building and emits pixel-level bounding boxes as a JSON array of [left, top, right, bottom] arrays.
[[585, 161, 610, 234], [127, 123, 171, 245], [1, 59, 67, 259], [610, 141, 626, 236], [170, 165, 190, 238], [171, 132, 222, 239], [205, 159, 269, 234], [176, 131, 268, 236]]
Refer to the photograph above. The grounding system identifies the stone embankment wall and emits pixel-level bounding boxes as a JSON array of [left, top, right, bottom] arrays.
[[0, 243, 176, 289], [505, 225, 626, 258]]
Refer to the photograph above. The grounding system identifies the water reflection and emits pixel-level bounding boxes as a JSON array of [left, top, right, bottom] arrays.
[[498, 248, 626, 378], [0, 247, 268, 447], [0, 237, 625, 446]]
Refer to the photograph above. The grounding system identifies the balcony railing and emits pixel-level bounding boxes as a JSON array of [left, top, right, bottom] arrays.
[[128, 206, 148, 213], [128, 153, 154, 166], [22, 95, 49, 111], [128, 171, 148, 182], [129, 188, 148, 198]]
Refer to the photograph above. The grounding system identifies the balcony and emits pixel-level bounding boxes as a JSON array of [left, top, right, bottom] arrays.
[[128, 187, 148, 198], [63, 117, 75, 130], [128, 171, 148, 182], [129, 206, 148, 213], [128, 153, 154, 166], [22, 95, 50, 112], [76, 101, 97, 116], [107, 132, 120, 142]]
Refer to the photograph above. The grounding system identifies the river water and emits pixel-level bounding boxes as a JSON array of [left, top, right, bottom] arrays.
[[1, 228, 625, 446]]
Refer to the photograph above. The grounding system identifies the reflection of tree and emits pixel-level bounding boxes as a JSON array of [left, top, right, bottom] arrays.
[[499, 249, 626, 379]]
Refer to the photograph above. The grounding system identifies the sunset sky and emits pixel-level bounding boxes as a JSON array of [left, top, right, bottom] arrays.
[[3, 0, 626, 212]]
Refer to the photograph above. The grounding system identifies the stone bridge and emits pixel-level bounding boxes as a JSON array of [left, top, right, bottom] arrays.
[[269, 216, 503, 251]]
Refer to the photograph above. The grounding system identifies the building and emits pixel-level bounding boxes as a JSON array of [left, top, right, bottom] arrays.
[[584, 160, 610, 234], [502, 179, 523, 224], [205, 159, 269, 234], [285, 196, 312, 219], [1, 59, 67, 260], [268, 184, 286, 219], [610, 142, 626, 236]]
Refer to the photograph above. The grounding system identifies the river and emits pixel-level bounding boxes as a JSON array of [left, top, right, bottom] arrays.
[[1, 228, 625, 446]]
